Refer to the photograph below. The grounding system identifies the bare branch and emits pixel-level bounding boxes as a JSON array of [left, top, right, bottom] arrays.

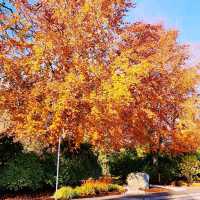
[[0, 2, 13, 13]]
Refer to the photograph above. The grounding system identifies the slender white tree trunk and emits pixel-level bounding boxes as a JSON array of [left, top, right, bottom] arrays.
[[56, 135, 62, 192]]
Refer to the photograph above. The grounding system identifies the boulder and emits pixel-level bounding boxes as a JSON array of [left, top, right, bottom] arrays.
[[127, 172, 149, 190]]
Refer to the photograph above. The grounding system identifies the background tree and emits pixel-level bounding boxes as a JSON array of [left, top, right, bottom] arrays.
[[86, 23, 200, 183], [89, 23, 200, 154]]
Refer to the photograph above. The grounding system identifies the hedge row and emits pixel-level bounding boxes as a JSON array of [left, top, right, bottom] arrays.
[[109, 149, 200, 184], [0, 136, 200, 192]]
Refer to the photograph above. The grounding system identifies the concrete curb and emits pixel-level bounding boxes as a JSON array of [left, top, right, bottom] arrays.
[[150, 184, 187, 192]]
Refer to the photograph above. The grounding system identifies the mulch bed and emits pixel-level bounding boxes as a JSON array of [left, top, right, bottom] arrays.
[[1, 196, 52, 200], [142, 187, 171, 193], [1, 191, 125, 200], [1, 192, 53, 200]]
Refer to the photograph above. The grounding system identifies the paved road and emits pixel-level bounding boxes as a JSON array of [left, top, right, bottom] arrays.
[[122, 188, 200, 200], [75, 187, 200, 200], [122, 193, 200, 199]]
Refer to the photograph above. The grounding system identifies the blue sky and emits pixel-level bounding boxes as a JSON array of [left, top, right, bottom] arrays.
[[127, 0, 200, 43], [3, 0, 200, 63], [3, 0, 200, 43]]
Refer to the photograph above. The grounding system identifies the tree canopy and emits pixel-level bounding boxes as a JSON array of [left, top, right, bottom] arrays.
[[0, 0, 199, 154]]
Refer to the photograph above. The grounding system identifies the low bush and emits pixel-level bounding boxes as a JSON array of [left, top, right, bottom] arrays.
[[109, 149, 141, 182], [53, 187, 75, 200], [75, 183, 96, 197], [0, 153, 44, 191], [179, 155, 200, 184], [94, 183, 109, 193], [108, 184, 125, 192]]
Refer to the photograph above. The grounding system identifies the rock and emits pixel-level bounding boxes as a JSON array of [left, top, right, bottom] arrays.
[[127, 172, 149, 190]]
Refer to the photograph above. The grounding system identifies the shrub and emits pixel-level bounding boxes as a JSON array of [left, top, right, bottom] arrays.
[[75, 183, 96, 196], [58, 143, 102, 186], [80, 178, 115, 194], [53, 187, 74, 200], [38, 143, 102, 189], [0, 142, 102, 192], [78, 182, 124, 196], [109, 149, 141, 182], [108, 184, 125, 193], [0, 153, 44, 191], [84, 176, 112, 184], [0, 136, 22, 167], [140, 154, 180, 184], [179, 155, 200, 184], [41, 153, 57, 187], [175, 180, 187, 186], [98, 176, 113, 184], [94, 183, 109, 193], [157, 156, 180, 184]]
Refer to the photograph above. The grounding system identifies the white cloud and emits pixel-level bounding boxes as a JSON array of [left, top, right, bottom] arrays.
[[187, 43, 200, 66]]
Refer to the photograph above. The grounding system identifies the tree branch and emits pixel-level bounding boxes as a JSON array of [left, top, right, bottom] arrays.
[[0, 2, 13, 13]]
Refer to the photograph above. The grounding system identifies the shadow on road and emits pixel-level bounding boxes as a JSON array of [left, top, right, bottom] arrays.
[[96, 192, 172, 200]]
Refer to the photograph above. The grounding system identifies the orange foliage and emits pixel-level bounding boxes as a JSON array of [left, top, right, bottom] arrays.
[[87, 23, 200, 154], [0, 1, 200, 154], [83, 176, 112, 185]]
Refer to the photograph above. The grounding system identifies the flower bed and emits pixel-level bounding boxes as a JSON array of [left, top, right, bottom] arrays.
[[53, 179, 126, 200]]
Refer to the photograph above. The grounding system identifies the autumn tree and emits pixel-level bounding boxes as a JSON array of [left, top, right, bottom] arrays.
[[0, 0, 200, 157], [85, 22, 200, 182]]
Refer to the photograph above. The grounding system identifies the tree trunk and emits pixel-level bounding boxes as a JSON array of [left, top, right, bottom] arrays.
[[152, 153, 160, 184]]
